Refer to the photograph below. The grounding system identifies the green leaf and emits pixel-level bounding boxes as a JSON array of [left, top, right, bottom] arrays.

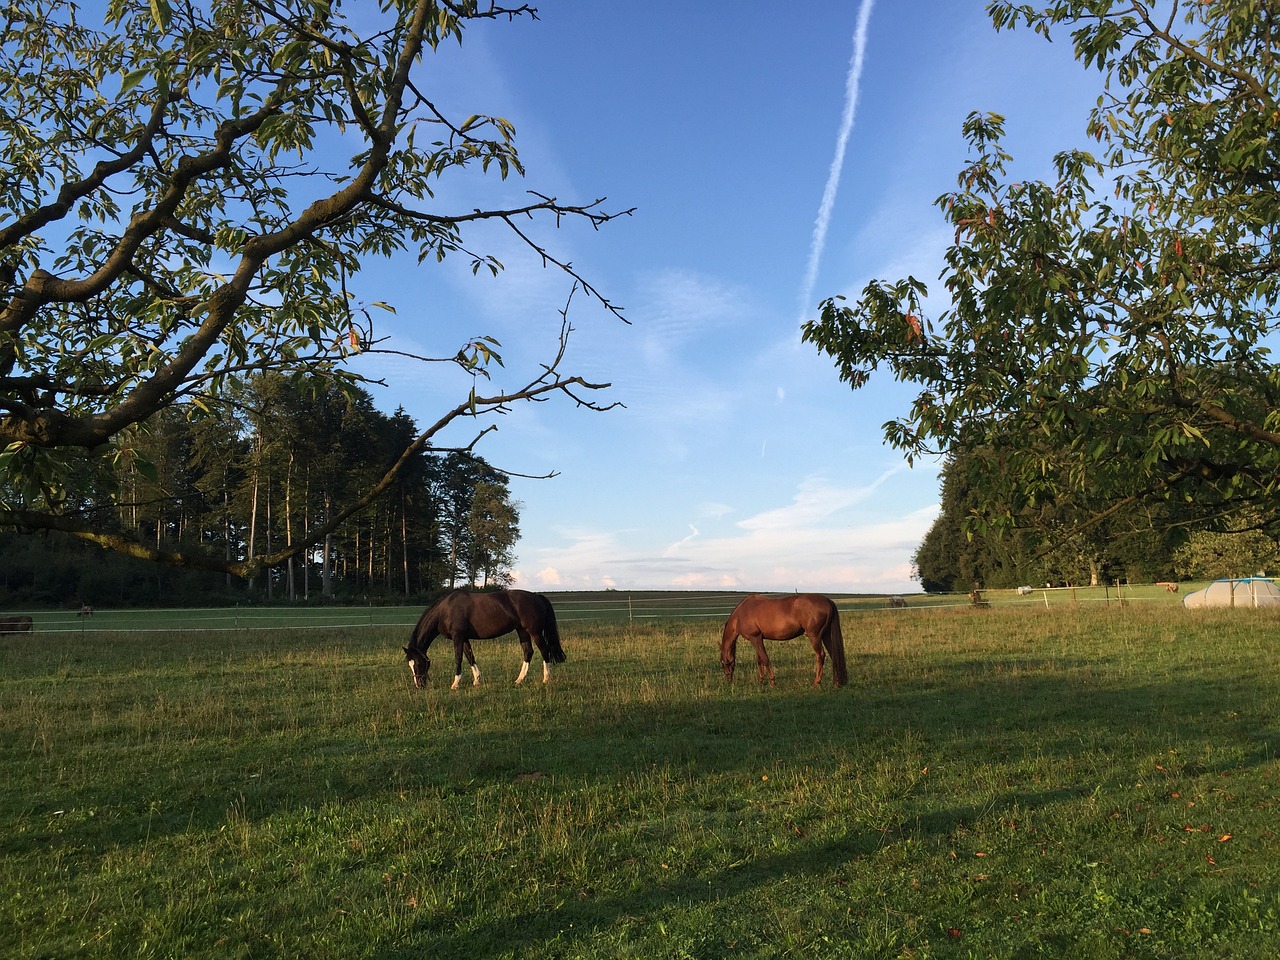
[[149, 0, 172, 30], [120, 68, 149, 95]]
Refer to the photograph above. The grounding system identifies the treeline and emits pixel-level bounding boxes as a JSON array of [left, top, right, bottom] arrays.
[[0, 375, 519, 607], [914, 451, 1280, 593]]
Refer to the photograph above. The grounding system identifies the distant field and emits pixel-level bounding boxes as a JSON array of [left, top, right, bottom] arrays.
[[3, 599, 1277, 958], [13, 582, 1203, 635]]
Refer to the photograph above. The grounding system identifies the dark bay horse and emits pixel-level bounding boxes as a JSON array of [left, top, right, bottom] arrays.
[[403, 589, 566, 690], [720, 593, 848, 688], [0, 615, 32, 634]]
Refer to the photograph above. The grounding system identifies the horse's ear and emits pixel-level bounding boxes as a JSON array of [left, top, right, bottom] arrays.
[[402, 646, 410, 655]]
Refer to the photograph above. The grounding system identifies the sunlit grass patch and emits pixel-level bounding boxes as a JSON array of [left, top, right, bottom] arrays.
[[2, 605, 1278, 957]]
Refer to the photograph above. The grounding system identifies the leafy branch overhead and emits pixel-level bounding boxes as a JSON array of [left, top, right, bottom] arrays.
[[0, 0, 631, 575], [803, 0, 1280, 541]]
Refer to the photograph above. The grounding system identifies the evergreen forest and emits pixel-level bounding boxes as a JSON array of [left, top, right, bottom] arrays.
[[0, 375, 519, 608]]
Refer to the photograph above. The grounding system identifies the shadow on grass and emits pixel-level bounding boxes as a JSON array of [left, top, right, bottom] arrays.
[[5, 629, 1278, 960], [8, 648, 1276, 841]]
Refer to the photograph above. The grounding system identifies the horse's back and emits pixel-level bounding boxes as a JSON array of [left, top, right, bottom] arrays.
[[730, 594, 801, 640], [731, 593, 836, 638], [414, 588, 564, 644], [506, 590, 560, 634], [791, 592, 839, 623]]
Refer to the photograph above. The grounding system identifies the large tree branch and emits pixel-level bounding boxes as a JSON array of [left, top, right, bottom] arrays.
[[0, 89, 175, 252], [0, 3, 441, 451], [0, 372, 614, 577]]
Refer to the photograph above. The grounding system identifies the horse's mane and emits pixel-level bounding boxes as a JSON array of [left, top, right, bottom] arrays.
[[410, 589, 466, 646]]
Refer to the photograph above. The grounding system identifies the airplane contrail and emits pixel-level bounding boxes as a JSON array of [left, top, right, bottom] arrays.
[[798, 0, 876, 324]]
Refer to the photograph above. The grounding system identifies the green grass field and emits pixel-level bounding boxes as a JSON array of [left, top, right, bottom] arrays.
[[3, 599, 1278, 958]]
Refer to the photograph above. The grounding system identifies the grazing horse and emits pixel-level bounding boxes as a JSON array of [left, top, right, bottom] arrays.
[[0, 615, 32, 634], [403, 589, 566, 690], [720, 593, 848, 688]]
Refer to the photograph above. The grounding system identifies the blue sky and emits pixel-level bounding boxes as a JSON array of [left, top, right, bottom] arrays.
[[351, 2, 1105, 594]]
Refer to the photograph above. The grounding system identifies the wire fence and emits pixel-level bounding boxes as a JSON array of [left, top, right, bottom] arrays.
[[1, 581, 1220, 637]]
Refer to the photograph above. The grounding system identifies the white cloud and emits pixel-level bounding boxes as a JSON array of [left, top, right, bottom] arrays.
[[737, 470, 901, 533], [638, 269, 742, 338], [511, 473, 939, 594]]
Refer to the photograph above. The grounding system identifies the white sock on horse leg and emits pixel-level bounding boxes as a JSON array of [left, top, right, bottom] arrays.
[[515, 661, 530, 685], [542, 661, 551, 682], [471, 664, 481, 686], [451, 675, 462, 690]]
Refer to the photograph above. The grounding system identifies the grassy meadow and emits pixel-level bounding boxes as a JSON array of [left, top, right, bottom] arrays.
[[2, 597, 1279, 958]]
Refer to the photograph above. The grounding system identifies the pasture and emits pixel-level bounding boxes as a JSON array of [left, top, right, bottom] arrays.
[[2, 597, 1279, 958]]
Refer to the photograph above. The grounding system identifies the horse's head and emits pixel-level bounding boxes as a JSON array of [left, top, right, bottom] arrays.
[[404, 645, 431, 688]]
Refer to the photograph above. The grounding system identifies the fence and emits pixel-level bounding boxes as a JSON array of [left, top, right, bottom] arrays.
[[5, 583, 1214, 635]]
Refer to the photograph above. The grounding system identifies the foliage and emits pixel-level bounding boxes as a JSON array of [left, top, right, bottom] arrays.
[[0, 374, 522, 604], [466, 479, 520, 588], [1173, 511, 1280, 581], [803, 1, 1280, 546], [915, 449, 1185, 591], [0, 0, 627, 575], [3, 606, 1279, 957], [913, 450, 1040, 591]]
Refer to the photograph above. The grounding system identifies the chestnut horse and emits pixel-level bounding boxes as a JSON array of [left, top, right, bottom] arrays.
[[403, 589, 565, 690], [720, 593, 848, 688]]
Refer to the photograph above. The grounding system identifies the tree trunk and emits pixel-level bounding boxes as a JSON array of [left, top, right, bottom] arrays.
[[401, 492, 410, 596]]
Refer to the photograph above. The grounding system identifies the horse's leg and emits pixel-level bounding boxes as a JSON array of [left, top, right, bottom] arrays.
[[464, 639, 480, 686], [719, 633, 738, 681], [748, 635, 775, 685], [514, 629, 534, 685], [450, 636, 465, 690], [527, 628, 555, 683], [451, 636, 480, 689], [453, 640, 468, 691], [809, 634, 826, 687]]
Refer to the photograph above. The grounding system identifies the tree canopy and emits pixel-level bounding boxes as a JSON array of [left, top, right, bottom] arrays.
[[0, 0, 626, 576], [913, 448, 1186, 592], [803, 1, 1280, 547], [0, 373, 521, 606]]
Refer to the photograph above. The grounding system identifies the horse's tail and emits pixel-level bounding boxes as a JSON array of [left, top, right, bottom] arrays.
[[542, 597, 567, 662], [824, 603, 848, 688]]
